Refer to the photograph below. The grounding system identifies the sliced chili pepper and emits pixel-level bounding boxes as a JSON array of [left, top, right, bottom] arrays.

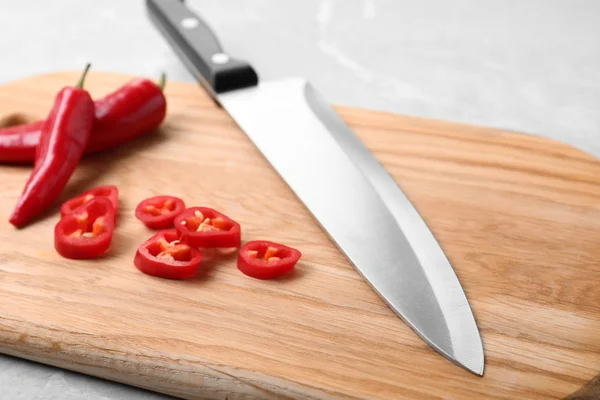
[[134, 229, 203, 280], [61, 185, 119, 217], [54, 197, 115, 259], [135, 195, 185, 229], [9, 64, 95, 227], [0, 74, 167, 164], [174, 207, 241, 249], [237, 240, 302, 280]]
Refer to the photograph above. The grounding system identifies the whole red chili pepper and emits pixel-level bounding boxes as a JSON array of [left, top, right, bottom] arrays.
[[86, 73, 166, 153], [9, 64, 95, 228], [0, 121, 45, 163], [0, 73, 167, 164]]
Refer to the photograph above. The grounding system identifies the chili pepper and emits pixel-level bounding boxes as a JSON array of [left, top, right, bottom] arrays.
[[174, 206, 241, 249], [54, 197, 116, 259], [86, 73, 167, 153], [237, 240, 302, 280], [61, 185, 119, 217], [0, 73, 167, 164], [0, 121, 45, 163], [135, 195, 185, 229], [134, 229, 203, 280], [9, 64, 95, 228]]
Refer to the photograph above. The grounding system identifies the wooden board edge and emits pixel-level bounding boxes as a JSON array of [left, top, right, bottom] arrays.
[[564, 374, 600, 400], [0, 317, 340, 400]]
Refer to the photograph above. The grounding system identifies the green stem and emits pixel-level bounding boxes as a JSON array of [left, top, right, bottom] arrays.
[[76, 63, 92, 89], [158, 72, 167, 91]]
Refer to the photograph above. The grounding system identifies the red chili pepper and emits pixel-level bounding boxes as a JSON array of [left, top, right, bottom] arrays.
[[9, 64, 95, 228], [54, 197, 116, 259], [134, 229, 203, 280], [60, 185, 119, 217], [237, 240, 302, 280], [135, 195, 185, 229], [85, 73, 167, 154], [0, 121, 45, 163], [0, 74, 167, 164], [174, 207, 241, 249]]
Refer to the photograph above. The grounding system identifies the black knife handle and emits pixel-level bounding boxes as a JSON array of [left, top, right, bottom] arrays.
[[146, 0, 258, 96]]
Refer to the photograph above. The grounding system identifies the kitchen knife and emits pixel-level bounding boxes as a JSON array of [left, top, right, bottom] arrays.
[[147, 0, 484, 375]]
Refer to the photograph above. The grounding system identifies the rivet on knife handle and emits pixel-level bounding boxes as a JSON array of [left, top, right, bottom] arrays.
[[146, 0, 258, 96]]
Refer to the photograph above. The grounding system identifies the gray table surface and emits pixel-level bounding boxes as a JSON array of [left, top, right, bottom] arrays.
[[1, 0, 599, 399]]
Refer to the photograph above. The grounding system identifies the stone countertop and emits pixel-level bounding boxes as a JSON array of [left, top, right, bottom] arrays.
[[1, 0, 599, 399]]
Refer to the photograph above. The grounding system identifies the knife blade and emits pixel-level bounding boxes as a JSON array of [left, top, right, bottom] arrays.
[[147, 0, 484, 375]]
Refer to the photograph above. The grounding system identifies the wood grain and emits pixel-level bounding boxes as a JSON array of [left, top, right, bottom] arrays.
[[0, 71, 599, 400]]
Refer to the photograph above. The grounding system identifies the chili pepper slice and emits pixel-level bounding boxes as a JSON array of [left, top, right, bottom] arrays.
[[61, 185, 119, 217], [54, 197, 116, 259], [237, 240, 302, 280], [134, 229, 203, 280], [0, 74, 167, 164], [135, 195, 185, 229], [9, 64, 95, 227], [174, 207, 241, 249]]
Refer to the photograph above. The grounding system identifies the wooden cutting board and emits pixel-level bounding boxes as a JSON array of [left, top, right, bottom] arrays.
[[0, 71, 599, 400]]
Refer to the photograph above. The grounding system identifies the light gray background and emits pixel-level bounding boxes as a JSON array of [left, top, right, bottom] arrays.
[[1, 0, 599, 399]]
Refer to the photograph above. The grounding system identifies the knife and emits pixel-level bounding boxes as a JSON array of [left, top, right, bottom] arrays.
[[146, 0, 484, 375]]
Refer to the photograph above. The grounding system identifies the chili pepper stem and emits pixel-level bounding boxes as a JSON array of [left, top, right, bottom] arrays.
[[76, 63, 92, 89], [158, 72, 166, 91]]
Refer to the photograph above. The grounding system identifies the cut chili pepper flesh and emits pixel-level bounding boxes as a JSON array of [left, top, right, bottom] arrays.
[[60, 185, 119, 217], [237, 240, 302, 280], [180, 210, 233, 232], [54, 197, 115, 259], [174, 207, 241, 249], [134, 229, 203, 280], [135, 195, 185, 229]]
